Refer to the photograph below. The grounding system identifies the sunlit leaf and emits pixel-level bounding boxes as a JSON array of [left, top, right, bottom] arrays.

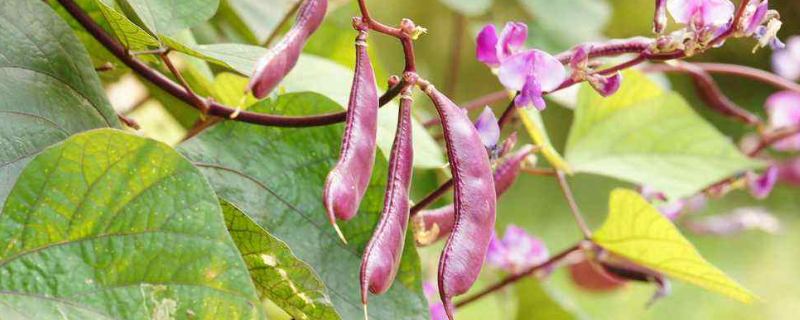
[[593, 189, 758, 303], [0, 0, 119, 204], [178, 92, 429, 320], [516, 107, 572, 174], [221, 199, 341, 320], [0, 129, 265, 319], [565, 71, 762, 200], [210, 72, 259, 108], [91, 0, 159, 51]]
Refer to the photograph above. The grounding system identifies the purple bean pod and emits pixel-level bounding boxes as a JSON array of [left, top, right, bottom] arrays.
[[413, 145, 533, 247], [422, 84, 497, 320], [323, 30, 378, 243], [360, 87, 414, 310], [246, 0, 327, 98]]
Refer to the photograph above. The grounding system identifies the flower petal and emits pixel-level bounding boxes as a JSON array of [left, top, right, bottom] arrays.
[[498, 51, 533, 91], [749, 166, 778, 199], [531, 50, 568, 91], [474, 107, 500, 148], [477, 24, 500, 66], [668, 0, 735, 27], [497, 22, 528, 61], [766, 91, 800, 151]]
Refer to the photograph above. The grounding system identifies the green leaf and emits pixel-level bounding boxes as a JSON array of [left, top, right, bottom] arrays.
[[116, 0, 220, 36], [210, 72, 259, 108], [0, 129, 265, 319], [91, 0, 159, 51], [593, 189, 758, 303], [516, 107, 572, 174], [438, 0, 494, 16], [517, 0, 611, 52], [0, 0, 120, 204], [178, 92, 429, 320], [224, 0, 300, 44], [221, 199, 341, 320], [164, 42, 446, 168], [565, 71, 762, 200], [515, 278, 587, 320]]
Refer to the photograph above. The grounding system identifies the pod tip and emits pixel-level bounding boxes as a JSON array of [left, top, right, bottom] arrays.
[[363, 304, 369, 320], [332, 223, 348, 245]]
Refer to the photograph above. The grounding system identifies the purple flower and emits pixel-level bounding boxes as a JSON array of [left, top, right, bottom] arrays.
[[772, 36, 800, 81], [498, 49, 566, 110], [486, 225, 549, 274], [474, 107, 500, 149], [477, 22, 566, 110], [422, 282, 448, 320], [667, 0, 735, 29], [743, 0, 770, 35], [748, 165, 779, 199], [476, 22, 528, 68], [765, 91, 800, 151]]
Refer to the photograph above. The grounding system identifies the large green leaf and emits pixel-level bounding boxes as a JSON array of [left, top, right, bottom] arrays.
[[178, 92, 429, 320], [438, 0, 494, 16], [221, 199, 340, 320], [565, 71, 762, 200], [165, 43, 445, 168], [117, 0, 220, 36], [515, 278, 587, 320], [517, 0, 611, 52], [593, 189, 758, 304], [0, 0, 119, 204], [0, 129, 265, 320]]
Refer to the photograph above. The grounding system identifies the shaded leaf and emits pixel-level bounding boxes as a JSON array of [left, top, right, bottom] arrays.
[[221, 199, 341, 320], [178, 92, 429, 320], [593, 189, 758, 303], [565, 71, 762, 200], [116, 0, 220, 36], [224, 0, 300, 44], [0, 129, 265, 319], [0, 0, 119, 204], [515, 278, 587, 320], [516, 107, 572, 174]]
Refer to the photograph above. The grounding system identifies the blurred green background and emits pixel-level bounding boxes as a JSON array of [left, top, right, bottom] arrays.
[[109, 0, 800, 319]]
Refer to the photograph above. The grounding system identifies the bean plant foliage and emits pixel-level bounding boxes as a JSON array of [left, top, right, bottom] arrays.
[[0, 0, 797, 319]]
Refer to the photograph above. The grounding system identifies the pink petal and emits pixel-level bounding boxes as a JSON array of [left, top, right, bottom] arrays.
[[429, 303, 449, 320], [477, 25, 500, 67], [659, 200, 685, 221], [745, 0, 769, 35], [422, 282, 437, 299], [749, 166, 778, 199], [497, 22, 528, 61], [590, 72, 622, 97], [668, 0, 735, 27], [474, 107, 500, 148], [531, 50, 568, 91], [766, 91, 800, 151], [772, 36, 800, 81], [498, 51, 532, 91]]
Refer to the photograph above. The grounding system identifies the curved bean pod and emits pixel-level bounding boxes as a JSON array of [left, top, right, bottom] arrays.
[[360, 88, 414, 308], [422, 84, 496, 320], [413, 145, 533, 247], [247, 0, 327, 98], [323, 30, 379, 243]]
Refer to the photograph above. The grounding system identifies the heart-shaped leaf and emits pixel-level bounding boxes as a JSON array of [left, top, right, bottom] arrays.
[[565, 71, 762, 200], [593, 189, 758, 303], [178, 92, 430, 320], [0, 129, 265, 319], [0, 0, 119, 204]]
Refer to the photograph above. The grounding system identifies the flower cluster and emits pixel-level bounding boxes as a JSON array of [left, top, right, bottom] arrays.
[[485, 225, 549, 274], [476, 23, 566, 110]]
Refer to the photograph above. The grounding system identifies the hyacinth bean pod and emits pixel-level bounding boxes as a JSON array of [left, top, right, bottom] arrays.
[[323, 30, 379, 243], [413, 145, 533, 247], [247, 0, 327, 98], [360, 88, 414, 310], [421, 84, 497, 320]]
